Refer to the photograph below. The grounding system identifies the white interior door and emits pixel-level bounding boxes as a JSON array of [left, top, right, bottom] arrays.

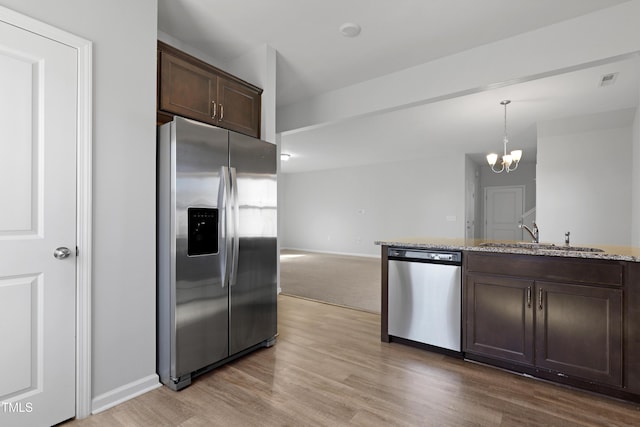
[[484, 186, 524, 241], [0, 18, 77, 427]]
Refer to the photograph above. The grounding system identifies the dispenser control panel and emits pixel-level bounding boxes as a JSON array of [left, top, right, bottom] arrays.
[[187, 207, 218, 256]]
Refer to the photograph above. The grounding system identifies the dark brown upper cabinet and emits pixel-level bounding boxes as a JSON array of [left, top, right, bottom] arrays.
[[158, 41, 262, 138]]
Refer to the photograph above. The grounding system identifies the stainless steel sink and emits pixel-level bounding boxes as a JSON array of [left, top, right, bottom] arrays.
[[478, 242, 604, 252], [561, 246, 605, 252]]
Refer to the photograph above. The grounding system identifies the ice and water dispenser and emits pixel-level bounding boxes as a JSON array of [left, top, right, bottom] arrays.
[[187, 207, 218, 256]]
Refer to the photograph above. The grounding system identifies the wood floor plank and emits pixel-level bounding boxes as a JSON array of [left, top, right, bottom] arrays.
[[64, 295, 640, 426]]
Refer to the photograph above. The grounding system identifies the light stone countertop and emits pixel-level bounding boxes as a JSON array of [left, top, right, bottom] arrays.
[[374, 237, 640, 263]]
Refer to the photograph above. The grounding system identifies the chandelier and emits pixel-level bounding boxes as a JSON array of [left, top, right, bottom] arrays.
[[486, 100, 522, 173]]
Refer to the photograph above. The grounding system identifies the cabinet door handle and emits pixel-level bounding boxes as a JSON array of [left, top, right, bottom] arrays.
[[219, 104, 224, 121], [526, 287, 532, 308], [211, 101, 217, 119], [538, 288, 543, 310]]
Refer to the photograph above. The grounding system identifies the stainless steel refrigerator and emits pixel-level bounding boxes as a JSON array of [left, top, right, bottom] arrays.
[[157, 116, 277, 391]]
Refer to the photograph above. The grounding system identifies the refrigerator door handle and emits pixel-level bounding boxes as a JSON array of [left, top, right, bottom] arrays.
[[221, 166, 232, 288], [229, 167, 240, 286]]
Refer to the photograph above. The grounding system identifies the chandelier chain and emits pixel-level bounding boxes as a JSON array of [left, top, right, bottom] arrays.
[[503, 101, 508, 145]]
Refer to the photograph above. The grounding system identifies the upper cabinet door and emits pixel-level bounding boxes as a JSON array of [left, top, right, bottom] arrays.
[[160, 51, 217, 125], [218, 76, 261, 138]]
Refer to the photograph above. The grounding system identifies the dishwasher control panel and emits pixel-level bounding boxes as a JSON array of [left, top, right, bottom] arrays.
[[388, 248, 462, 264]]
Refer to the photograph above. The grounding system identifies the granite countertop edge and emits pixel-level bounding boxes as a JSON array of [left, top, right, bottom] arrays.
[[374, 240, 640, 263]]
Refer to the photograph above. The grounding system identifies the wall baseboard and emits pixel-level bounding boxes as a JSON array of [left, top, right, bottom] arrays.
[[91, 374, 161, 415], [280, 246, 381, 259]]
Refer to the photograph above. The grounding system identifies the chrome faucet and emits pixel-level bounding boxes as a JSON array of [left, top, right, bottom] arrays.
[[519, 222, 539, 243]]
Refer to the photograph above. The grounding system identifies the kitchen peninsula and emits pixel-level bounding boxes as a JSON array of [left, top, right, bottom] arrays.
[[376, 237, 640, 402]]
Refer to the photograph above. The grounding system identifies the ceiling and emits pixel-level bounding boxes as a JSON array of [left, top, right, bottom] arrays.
[[158, 0, 638, 173], [280, 56, 639, 172]]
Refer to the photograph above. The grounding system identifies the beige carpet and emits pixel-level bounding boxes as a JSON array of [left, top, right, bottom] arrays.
[[280, 249, 381, 313]]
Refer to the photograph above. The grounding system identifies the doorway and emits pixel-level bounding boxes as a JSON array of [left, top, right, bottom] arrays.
[[466, 157, 536, 242], [484, 185, 525, 240], [0, 6, 92, 425]]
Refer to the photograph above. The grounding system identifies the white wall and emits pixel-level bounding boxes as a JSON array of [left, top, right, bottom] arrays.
[[537, 110, 634, 246], [464, 156, 480, 239], [632, 93, 640, 247], [283, 153, 535, 255], [281, 153, 465, 257], [0, 0, 159, 411]]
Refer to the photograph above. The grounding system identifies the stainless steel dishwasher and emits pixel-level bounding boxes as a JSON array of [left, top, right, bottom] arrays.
[[387, 248, 462, 353]]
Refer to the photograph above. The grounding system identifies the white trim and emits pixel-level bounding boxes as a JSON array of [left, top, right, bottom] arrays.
[[91, 375, 161, 415], [74, 37, 93, 420], [0, 5, 94, 420], [521, 206, 537, 220], [280, 247, 381, 259]]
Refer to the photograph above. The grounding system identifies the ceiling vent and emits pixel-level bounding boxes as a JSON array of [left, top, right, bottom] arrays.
[[599, 72, 618, 87]]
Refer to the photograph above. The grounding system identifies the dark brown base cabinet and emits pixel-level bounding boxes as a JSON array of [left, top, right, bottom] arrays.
[[157, 41, 262, 138], [535, 281, 622, 386], [466, 274, 622, 387], [465, 274, 535, 366], [463, 252, 640, 401]]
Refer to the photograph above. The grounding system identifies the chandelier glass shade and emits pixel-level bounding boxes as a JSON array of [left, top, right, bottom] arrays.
[[487, 100, 522, 173]]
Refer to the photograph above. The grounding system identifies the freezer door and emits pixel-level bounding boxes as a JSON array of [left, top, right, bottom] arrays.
[[173, 117, 230, 377], [228, 132, 278, 355]]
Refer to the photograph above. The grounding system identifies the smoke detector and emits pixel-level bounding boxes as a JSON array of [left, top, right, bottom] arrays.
[[339, 22, 361, 37]]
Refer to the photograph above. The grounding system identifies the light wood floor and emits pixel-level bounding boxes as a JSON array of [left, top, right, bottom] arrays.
[[66, 295, 640, 426]]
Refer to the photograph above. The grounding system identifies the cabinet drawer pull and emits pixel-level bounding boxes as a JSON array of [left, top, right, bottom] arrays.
[[220, 104, 224, 121], [539, 288, 543, 310], [211, 101, 217, 119], [527, 287, 532, 308]]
